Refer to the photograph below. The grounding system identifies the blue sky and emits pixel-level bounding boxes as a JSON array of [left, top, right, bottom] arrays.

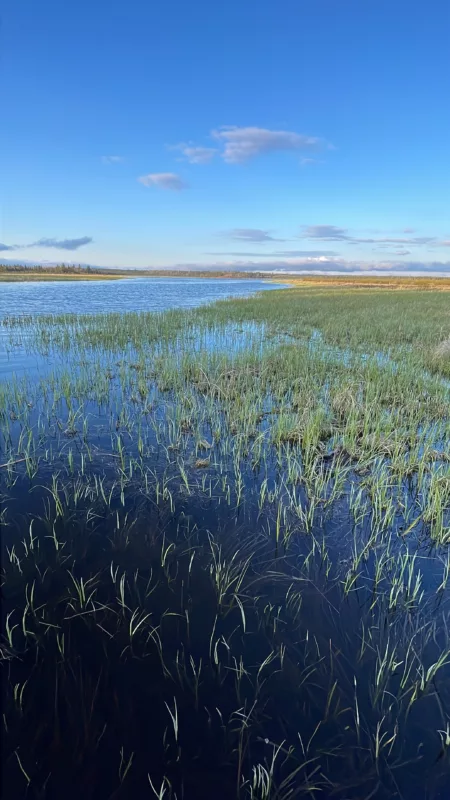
[[1, 0, 449, 273]]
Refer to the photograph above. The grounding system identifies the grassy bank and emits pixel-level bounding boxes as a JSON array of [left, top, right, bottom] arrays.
[[281, 275, 450, 290], [0, 272, 128, 282], [3, 268, 450, 288], [2, 285, 450, 799], [0, 267, 270, 282]]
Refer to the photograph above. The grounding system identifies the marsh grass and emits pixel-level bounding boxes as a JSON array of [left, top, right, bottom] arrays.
[[430, 338, 450, 377], [2, 285, 450, 798]]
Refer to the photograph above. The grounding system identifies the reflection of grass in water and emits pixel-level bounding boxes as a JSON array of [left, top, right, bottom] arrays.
[[2, 285, 450, 798]]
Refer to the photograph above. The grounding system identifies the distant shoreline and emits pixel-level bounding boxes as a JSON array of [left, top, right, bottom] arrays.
[[1, 269, 450, 290], [0, 272, 127, 282], [0, 269, 270, 282]]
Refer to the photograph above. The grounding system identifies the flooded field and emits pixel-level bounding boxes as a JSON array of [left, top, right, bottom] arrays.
[[2, 285, 450, 799]]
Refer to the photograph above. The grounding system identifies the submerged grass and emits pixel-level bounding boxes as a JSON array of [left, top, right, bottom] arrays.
[[2, 284, 450, 799]]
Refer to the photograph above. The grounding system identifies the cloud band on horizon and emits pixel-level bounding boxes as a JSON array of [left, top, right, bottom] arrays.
[[169, 257, 450, 275]]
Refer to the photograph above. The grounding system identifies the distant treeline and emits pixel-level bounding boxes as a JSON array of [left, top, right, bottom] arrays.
[[0, 264, 99, 274], [0, 264, 271, 279]]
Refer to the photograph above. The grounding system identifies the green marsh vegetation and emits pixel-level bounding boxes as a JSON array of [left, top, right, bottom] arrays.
[[2, 284, 450, 798]]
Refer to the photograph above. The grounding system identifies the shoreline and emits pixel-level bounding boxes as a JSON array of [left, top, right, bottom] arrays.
[[0, 274, 267, 283], [0, 273, 128, 282], [2, 270, 450, 291], [0, 269, 270, 283]]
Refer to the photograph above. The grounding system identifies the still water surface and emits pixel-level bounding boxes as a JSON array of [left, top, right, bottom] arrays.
[[0, 277, 284, 318]]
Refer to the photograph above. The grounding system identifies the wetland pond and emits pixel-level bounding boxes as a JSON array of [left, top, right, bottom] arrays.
[[0, 278, 283, 377], [2, 280, 450, 800]]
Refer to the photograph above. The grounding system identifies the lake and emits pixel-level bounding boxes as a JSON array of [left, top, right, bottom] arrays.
[[0, 277, 285, 318]]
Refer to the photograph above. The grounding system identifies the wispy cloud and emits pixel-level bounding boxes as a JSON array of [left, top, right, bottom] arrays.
[[101, 155, 124, 164], [365, 237, 435, 245], [171, 143, 218, 164], [440, 240, 450, 247], [302, 225, 349, 241], [219, 228, 285, 243], [31, 237, 93, 251], [0, 237, 93, 252], [300, 225, 436, 247], [138, 172, 187, 191], [212, 126, 323, 163]]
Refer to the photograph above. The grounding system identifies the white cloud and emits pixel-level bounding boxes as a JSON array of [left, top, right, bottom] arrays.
[[211, 126, 322, 163], [138, 173, 187, 191], [172, 144, 218, 164]]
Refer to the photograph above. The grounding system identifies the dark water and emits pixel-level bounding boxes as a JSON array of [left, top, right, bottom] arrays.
[[0, 277, 284, 318], [2, 389, 448, 800]]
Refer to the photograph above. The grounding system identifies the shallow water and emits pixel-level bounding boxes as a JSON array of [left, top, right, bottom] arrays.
[[0, 277, 284, 378], [2, 287, 450, 800]]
